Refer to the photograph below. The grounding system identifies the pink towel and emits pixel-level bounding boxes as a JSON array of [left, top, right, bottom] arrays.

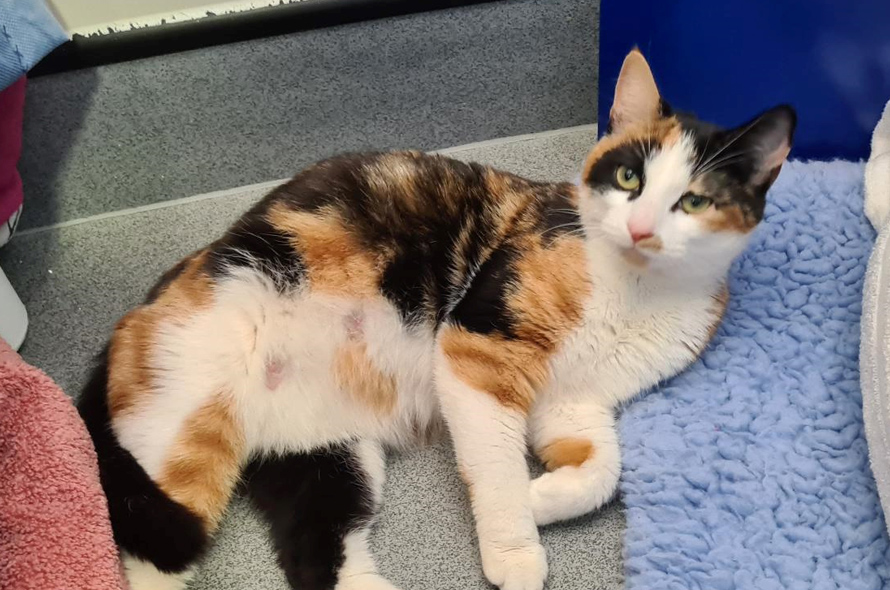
[[0, 76, 26, 225], [0, 339, 126, 590]]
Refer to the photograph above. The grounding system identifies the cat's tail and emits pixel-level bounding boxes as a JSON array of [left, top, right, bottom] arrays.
[[77, 348, 208, 586]]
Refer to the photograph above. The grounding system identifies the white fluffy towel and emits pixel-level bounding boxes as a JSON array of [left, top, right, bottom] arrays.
[[861, 99, 890, 538]]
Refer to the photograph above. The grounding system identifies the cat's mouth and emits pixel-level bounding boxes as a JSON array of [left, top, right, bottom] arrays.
[[619, 236, 664, 268], [633, 235, 663, 252]]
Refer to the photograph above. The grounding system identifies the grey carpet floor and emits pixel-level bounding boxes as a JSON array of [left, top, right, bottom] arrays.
[[0, 126, 624, 589], [20, 0, 600, 230]]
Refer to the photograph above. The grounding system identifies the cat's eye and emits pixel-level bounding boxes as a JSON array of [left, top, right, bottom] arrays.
[[679, 194, 713, 214], [615, 165, 641, 191]]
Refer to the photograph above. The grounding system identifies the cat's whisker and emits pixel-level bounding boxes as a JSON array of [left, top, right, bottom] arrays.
[[549, 230, 588, 245], [696, 151, 753, 176], [694, 115, 762, 176], [542, 221, 585, 237], [693, 133, 712, 173]]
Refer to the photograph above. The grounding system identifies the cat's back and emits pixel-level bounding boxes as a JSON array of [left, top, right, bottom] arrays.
[[205, 150, 573, 323]]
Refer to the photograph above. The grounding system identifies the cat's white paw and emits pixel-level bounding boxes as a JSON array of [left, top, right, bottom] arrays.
[[335, 572, 401, 590], [479, 540, 548, 590], [122, 555, 194, 590], [530, 467, 618, 526]]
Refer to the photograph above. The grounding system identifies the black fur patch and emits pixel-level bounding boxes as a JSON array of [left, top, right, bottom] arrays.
[[449, 246, 517, 336], [585, 141, 649, 196], [675, 112, 727, 175], [677, 109, 791, 222], [77, 349, 208, 573], [244, 445, 374, 590], [536, 184, 584, 246], [372, 159, 496, 325], [207, 206, 305, 292]]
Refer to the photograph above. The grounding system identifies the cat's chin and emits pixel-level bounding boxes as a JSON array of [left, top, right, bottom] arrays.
[[620, 247, 651, 268], [619, 247, 710, 281]]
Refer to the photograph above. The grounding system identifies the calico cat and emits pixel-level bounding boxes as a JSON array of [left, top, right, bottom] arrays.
[[78, 50, 794, 590]]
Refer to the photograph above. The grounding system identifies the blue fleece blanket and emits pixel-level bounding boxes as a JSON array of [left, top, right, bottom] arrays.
[[619, 160, 890, 590], [0, 0, 66, 90]]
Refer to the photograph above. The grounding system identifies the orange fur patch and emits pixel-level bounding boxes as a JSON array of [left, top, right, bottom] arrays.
[[107, 251, 214, 418], [539, 438, 594, 470], [661, 124, 682, 147], [156, 394, 245, 530], [510, 237, 590, 352], [440, 327, 548, 414], [107, 309, 156, 417], [266, 203, 382, 297], [484, 171, 535, 228], [702, 204, 757, 233], [333, 342, 397, 415]]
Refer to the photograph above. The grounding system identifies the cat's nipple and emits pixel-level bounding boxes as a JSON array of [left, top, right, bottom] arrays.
[[265, 358, 286, 391], [344, 310, 364, 340]]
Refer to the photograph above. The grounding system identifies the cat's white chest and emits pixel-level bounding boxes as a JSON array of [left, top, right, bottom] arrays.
[[548, 260, 721, 407]]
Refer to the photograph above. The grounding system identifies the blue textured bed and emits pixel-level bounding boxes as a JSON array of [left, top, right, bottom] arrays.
[[619, 160, 890, 590]]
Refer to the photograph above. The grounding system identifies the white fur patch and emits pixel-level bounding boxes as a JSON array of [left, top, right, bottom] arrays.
[[122, 554, 195, 590], [335, 529, 400, 590]]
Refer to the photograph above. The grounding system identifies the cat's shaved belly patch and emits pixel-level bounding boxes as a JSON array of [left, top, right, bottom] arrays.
[[264, 358, 287, 391]]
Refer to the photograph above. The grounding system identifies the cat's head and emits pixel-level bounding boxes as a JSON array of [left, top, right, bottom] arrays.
[[579, 49, 796, 278]]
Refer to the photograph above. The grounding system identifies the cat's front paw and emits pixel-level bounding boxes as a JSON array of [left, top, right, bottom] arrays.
[[479, 539, 548, 590]]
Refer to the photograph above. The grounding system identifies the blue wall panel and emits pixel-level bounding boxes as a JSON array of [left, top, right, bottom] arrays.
[[598, 0, 890, 160]]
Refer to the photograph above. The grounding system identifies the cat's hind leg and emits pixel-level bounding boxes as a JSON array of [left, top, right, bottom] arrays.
[[245, 440, 398, 590], [528, 399, 621, 526]]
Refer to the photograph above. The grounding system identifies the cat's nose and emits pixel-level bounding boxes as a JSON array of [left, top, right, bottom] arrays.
[[628, 225, 655, 244]]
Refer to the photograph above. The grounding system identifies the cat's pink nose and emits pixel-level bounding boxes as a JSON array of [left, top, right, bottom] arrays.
[[628, 226, 655, 244]]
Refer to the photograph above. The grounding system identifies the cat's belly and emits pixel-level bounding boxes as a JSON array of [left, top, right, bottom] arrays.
[[119, 273, 440, 471], [236, 290, 439, 453]]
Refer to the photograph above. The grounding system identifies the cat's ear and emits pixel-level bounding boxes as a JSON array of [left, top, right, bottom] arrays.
[[609, 49, 663, 133], [731, 105, 796, 188]]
